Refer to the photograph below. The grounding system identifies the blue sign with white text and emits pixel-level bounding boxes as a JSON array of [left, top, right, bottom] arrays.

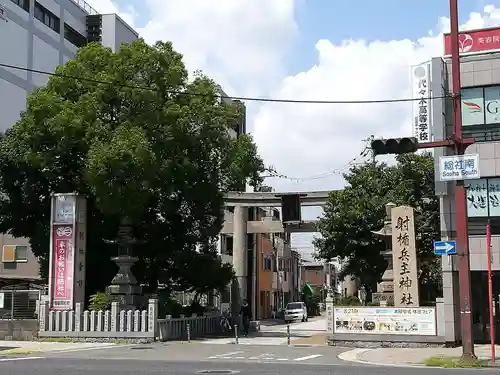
[[433, 240, 457, 255]]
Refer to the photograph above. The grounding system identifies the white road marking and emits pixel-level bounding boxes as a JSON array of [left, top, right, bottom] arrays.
[[276, 358, 289, 361], [208, 351, 244, 359], [49, 344, 135, 354], [293, 354, 323, 361], [0, 356, 44, 362]]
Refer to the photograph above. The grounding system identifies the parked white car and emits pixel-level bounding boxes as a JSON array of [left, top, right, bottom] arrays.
[[284, 301, 308, 323]]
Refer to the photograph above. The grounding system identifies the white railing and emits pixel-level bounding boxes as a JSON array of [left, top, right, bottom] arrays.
[[38, 299, 158, 339], [157, 314, 222, 341], [69, 0, 98, 15]]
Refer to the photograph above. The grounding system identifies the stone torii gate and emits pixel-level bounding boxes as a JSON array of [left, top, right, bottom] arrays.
[[222, 190, 331, 309]]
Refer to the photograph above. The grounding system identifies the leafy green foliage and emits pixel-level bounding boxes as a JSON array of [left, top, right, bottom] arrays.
[[0, 40, 265, 298], [88, 292, 112, 311], [314, 153, 441, 297]]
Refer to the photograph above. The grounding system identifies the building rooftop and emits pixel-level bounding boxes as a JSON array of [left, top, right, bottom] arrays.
[[70, 0, 98, 15]]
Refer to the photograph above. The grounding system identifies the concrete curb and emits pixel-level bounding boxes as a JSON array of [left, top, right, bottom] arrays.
[[337, 348, 429, 368], [336, 348, 495, 371]]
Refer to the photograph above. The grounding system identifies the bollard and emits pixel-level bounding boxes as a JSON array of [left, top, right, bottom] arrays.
[[287, 324, 291, 346], [187, 323, 191, 343], [234, 324, 239, 344]]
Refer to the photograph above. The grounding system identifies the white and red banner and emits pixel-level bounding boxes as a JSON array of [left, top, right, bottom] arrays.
[[444, 27, 500, 56], [51, 224, 74, 310]]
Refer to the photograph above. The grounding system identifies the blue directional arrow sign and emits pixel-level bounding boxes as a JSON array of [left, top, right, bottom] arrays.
[[433, 240, 457, 255]]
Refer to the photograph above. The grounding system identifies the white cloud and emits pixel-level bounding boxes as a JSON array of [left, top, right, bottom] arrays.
[[82, 1, 500, 251], [254, 5, 500, 197], [85, 0, 297, 98]]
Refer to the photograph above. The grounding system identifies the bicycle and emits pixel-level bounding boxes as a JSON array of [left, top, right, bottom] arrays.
[[220, 310, 232, 333]]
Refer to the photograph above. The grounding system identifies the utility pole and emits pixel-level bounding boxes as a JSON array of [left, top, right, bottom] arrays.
[[272, 233, 282, 310], [369, 0, 475, 359], [448, 0, 475, 359]]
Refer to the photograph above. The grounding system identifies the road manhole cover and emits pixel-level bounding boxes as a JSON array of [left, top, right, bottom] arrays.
[[197, 371, 239, 374], [130, 346, 153, 350]]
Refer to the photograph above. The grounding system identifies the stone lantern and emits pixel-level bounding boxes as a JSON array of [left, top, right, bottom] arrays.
[[104, 218, 144, 310]]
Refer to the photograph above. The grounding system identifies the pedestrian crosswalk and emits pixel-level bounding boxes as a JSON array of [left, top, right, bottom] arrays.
[[207, 350, 323, 362], [201, 337, 288, 345]]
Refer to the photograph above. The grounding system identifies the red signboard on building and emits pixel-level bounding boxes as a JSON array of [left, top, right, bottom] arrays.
[[51, 224, 74, 310], [444, 27, 500, 56]]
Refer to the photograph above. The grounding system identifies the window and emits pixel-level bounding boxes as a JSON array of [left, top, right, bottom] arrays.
[[262, 255, 272, 271], [466, 178, 500, 235], [2, 245, 28, 262], [10, 0, 29, 12], [64, 24, 87, 48], [462, 86, 500, 127], [467, 178, 500, 217], [34, 2, 60, 33]]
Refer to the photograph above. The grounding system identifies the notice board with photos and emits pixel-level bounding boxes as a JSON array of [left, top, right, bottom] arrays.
[[333, 307, 437, 336]]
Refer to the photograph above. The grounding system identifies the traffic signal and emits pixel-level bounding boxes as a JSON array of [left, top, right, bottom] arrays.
[[370, 137, 419, 156], [280, 194, 302, 224]]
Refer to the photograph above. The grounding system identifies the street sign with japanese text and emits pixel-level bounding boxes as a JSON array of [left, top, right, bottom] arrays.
[[439, 154, 480, 181]]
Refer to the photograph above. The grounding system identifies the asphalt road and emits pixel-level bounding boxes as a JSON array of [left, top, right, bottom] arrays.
[[0, 357, 492, 375]]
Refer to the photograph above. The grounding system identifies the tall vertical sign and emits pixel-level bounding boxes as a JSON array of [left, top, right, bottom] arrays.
[[391, 206, 420, 307], [411, 62, 432, 143], [49, 193, 87, 310]]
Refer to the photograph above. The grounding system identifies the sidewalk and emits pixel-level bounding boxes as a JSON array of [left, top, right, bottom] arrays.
[[339, 344, 500, 367], [0, 340, 121, 355]]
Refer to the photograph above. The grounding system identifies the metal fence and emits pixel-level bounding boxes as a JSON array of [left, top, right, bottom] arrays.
[[0, 290, 41, 320]]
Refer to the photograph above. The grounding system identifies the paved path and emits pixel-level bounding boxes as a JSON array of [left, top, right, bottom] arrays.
[[0, 355, 484, 375], [0, 340, 118, 354], [260, 316, 326, 334], [339, 344, 500, 367], [37, 341, 346, 365]]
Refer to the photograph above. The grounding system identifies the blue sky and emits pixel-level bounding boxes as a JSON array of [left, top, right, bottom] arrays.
[[112, 0, 494, 77]]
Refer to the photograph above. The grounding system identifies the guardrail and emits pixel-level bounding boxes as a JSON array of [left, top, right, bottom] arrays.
[[157, 315, 222, 341]]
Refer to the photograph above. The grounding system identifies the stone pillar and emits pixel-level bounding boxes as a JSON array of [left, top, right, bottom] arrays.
[[325, 293, 334, 334], [148, 298, 158, 336], [232, 205, 247, 310], [442, 249, 461, 344]]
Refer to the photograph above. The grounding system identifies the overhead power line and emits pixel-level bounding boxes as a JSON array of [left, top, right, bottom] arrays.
[[262, 143, 373, 181], [0, 62, 449, 105]]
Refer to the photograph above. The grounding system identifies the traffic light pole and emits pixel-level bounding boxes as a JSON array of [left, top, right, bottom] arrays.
[[416, 0, 475, 359]]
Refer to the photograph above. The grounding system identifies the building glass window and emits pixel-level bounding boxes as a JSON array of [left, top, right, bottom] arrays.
[[64, 24, 87, 48], [11, 0, 30, 12], [467, 177, 500, 217], [34, 2, 60, 33], [462, 87, 485, 126], [485, 86, 500, 124]]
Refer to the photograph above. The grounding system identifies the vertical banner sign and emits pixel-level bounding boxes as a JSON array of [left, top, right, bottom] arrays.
[[74, 196, 87, 305], [51, 224, 73, 309], [411, 62, 432, 143], [49, 194, 87, 310], [391, 206, 420, 308]]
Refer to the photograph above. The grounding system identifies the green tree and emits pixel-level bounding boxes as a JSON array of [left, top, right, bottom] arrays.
[[0, 40, 265, 297], [314, 152, 441, 298], [314, 161, 395, 289]]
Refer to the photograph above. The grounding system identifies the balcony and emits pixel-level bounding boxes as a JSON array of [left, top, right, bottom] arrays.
[[69, 0, 98, 15]]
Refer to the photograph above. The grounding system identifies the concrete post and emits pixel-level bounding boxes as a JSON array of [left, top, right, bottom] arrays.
[[232, 205, 248, 304], [325, 294, 334, 335]]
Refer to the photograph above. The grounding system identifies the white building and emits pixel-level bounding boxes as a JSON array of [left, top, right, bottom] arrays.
[[0, 0, 138, 132], [0, 0, 138, 282]]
